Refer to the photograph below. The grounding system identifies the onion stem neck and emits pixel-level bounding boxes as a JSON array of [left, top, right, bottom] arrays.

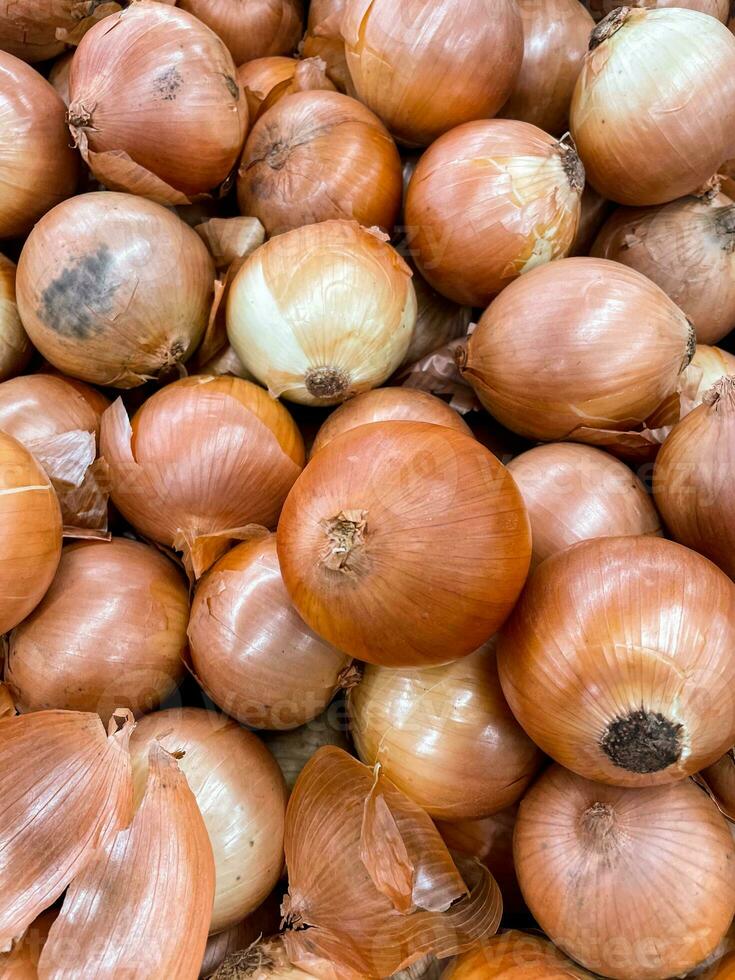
[[319, 510, 367, 572], [559, 143, 585, 194], [600, 707, 683, 774], [589, 8, 629, 50], [305, 366, 351, 400], [580, 802, 617, 846], [704, 375, 735, 411]]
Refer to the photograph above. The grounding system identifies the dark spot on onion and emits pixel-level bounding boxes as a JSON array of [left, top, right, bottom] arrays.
[[154, 66, 183, 101], [39, 244, 116, 339], [600, 707, 683, 774], [224, 74, 239, 100]]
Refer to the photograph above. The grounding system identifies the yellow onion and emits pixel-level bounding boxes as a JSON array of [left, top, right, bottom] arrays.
[[571, 7, 735, 206], [227, 221, 417, 405], [341, 0, 523, 147], [200, 895, 281, 978], [16, 192, 214, 388], [48, 51, 72, 104], [101, 376, 304, 578], [507, 443, 661, 570], [500, 0, 595, 136], [498, 535, 735, 786], [0, 907, 56, 977], [0, 0, 125, 61], [211, 938, 317, 979], [569, 183, 612, 256], [442, 932, 595, 979], [349, 641, 543, 821], [237, 56, 334, 123], [0, 255, 32, 382], [178, 0, 302, 66], [461, 257, 694, 446], [5, 538, 189, 724], [398, 267, 472, 370], [67, 2, 247, 203], [584, 0, 730, 21], [302, 0, 351, 93], [237, 91, 402, 236], [700, 750, 735, 822], [592, 192, 735, 344], [262, 706, 352, 793], [278, 421, 531, 667], [515, 765, 735, 979], [682, 345, 735, 415], [405, 121, 584, 306]]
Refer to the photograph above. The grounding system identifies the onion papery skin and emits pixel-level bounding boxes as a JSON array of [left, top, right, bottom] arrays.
[[101, 376, 304, 579], [341, 0, 523, 147], [348, 641, 543, 821], [0, 255, 32, 381], [462, 257, 693, 444], [188, 534, 351, 730], [682, 345, 735, 415], [515, 765, 735, 979], [130, 707, 288, 935], [0, 907, 56, 976], [278, 421, 531, 667], [67, 2, 247, 200], [498, 535, 735, 787], [398, 266, 472, 370], [237, 91, 402, 236], [583, 0, 730, 22], [499, 0, 595, 137], [236, 56, 334, 124], [570, 7, 735, 206], [226, 220, 417, 405], [443, 931, 595, 979], [0, 52, 77, 239], [700, 750, 735, 821], [211, 938, 315, 979], [302, 0, 351, 93], [507, 443, 661, 570], [592, 193, 735, 345], [262, 706, 353, 793], [177, 0, 302, 66], [405, 120, 584, 307], [6, 538, 189, 724], [16, 192, 214, 388]]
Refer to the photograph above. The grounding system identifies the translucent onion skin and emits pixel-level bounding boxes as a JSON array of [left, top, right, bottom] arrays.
[[682, 345, 735, 414], [515, 765, 735, 979], [442, 931, 595, 979], [0, 255, 32, 382], [583, 0, 730, 22], [237, 91, 402, 236], [570, 8, 735, 206], [342, 0, 523, 147], [405, 120, 584, 307], [302, 0, 351, 92], [498, 536, 735, 787], [462, 257, 694, 444], [236, 56, 334, 123]]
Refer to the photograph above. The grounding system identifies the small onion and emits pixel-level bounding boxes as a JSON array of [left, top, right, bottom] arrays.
[[178, 0, 302, 66], [237, 91, 402, 236], [226, 221, 417, 405], [443, 932, 595, 979], [398, 266, 471, 370], [405, 120, 584, 306], [302, 0, 351, 93], [682, 345, 735, 414], [262, 705, 353, 793], [0, 255, 32, 381], [0, 0, 122, 61], [583, 0, 730, 21], [48, 51, 72, 105], [571, 7, 735, 206], [514, 765, 735, 979], [498, 535, 735, 786], [237, 56, 334, 123]]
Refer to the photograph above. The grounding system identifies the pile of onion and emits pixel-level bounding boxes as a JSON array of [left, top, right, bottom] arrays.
[[0, 254, 32, 381], [445, 931, 594, 978], [237, 56, 334, 123], [0, 0, 123, 61], [302, 0, 351, 92], [405, 120, 584, 306]]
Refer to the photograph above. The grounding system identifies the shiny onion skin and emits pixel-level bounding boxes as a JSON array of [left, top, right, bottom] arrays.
[[584, 0, 730, 21], [592, 193, 735, 345], [507, 443, 661, 570], [405, 121, 584, 307], [499, 0, 595, 137], [130, 708, 288, 935], [462, 257, 694, 444], [0, 53, 77, 239], [514, 766, 735, 979], [442, 931, 595, 979], [278, 421, 531, 667], [498, 536, 735, 787], [5, 538, 189, 724], [188, 534, 351, 730], [226, 221, 417, 405], [67, 2, 247, 202], [262, 707, 353, 792], [16, 192, 214, 388], [682, 345, 735, 414], [0, 255, 32, 381], [571, 8, 735, 206], [176, 0, 302, 66], [236, 56, 334, 123], [348, 641, 543, 821], [237, 91, 402, 236], [302, 0, 351, 93], [342, 0, 523, 147], [101, 376, 304, 579]]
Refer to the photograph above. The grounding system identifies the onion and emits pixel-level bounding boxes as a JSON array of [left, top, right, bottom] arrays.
[[700, 750, 735, 822], [0, 907, 55, 976], [67, 2, 247, 203], [498, 535, 735, 786], [570, 7, 735, 206], [16, 192, 214, 388], [514, 765, 735, 979], [130, 707, 288, 935], [584, 0, 730, 21], [507, 443, 661, 570], [342, 0, 523, 147], [569, 183, 613, 256], [278, 421, 531, 667], [262, 706, 353, 793], [211, 938, 314, 979], [302, 0, 351, 93], [682, 348, 735, 416], [178, 0, 302, 66], [0, 0, 123, 61], [200, 894, 281, 977], [348, 640, 543, 821], [405, 121, 584, 306], [237, 56, 334, 123], [237, 91, 402, 236], [592, 192, 735, 344], [499, 0, 595, 136], [48, 51, 72, 104], [461, 257, 694, 446], [398, 266, 471, 370], [101, 376, 304, 579], [445, 932, 595, 978], [0, 255, 32, 382], [226, 221, 417, 405]]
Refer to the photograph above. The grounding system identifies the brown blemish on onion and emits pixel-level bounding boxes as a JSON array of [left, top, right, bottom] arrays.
[[304, 365, 351, 400], [600, 707, 683, 774]]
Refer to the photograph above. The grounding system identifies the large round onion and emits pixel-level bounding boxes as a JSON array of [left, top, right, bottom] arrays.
[[498, 535, 735, 786], [445, 932, 594, 979], [130, 708, 288, 935], [405, 120, 584, 306], [67, 2, 247, 201], [176, 0, 302, 66], [5, 538, 188, 724], [515, 765, 735, 979], [584, 0, 730, 21], [237, 91, 402, 236], [0, 255, 31, 381], [571, 7, 735, 206], [461, 257, 693, 444], [237, 56, 334, 123], [277, 421, 531, 667], [682, 344, 735, 414], [226, 221, 416, 405], [16, 192, 214, 388], [302, 0, 351, 92]]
